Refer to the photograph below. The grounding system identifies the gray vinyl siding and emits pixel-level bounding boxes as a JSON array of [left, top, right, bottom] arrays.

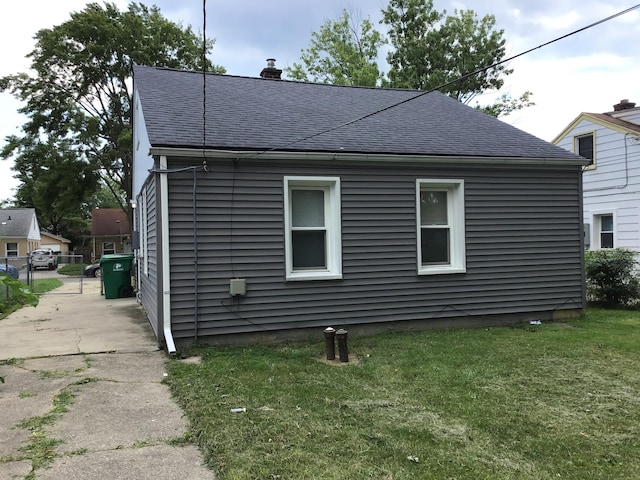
[[138, 177, 161, 338], [165, 158, 584, 341]]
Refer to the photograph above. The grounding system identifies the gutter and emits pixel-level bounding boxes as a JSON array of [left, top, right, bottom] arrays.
[[159, 155, 176, 354], [148, 147, 590, 167]]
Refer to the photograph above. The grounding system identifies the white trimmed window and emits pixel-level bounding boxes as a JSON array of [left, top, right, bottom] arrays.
[[103, 241, 116, 255], [6, 242, 18, 257], [575, 133, 595, 168], [594, 213, 614, 249], [284, 176, 342, 281], [417, 179, 466, 275]]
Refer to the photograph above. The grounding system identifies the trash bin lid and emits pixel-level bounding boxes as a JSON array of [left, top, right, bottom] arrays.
[[99, 254, 134, 266]]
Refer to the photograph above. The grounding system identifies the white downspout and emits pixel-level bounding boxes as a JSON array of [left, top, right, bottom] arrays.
[[160, 155, 176, 354]]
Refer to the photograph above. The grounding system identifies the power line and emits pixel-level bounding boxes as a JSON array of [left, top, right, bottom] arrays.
[[259, 3, 640, 153]]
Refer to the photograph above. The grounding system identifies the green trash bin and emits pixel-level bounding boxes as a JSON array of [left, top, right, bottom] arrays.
[[100, 254, 134, 299]]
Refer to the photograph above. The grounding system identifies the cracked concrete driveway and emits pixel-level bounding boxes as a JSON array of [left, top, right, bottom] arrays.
[[1, 278, 157, 359], [0, 277, 216, 479]]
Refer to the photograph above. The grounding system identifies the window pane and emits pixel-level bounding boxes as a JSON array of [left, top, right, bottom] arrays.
[[7, 242, 18, 256], [421, 228, 450, 264], [600, 232, 613, 248], [420, 191, 448, 225], [578, 135, 594, 163], [601, 215, 613, 231], [292, 190, 324, 227], [292, 230, 326, 269], [103, 242, 115, 255]]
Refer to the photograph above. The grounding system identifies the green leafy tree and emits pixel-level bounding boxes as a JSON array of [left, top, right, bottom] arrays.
[[6, 136, 99, 236], [383, 1, 515, 104], [285, 9, 385, 86], [381, 0, 533, 114], [0, 2, 224, 225]]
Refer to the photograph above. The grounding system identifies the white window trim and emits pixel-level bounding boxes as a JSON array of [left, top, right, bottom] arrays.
[[416, 179, 466, 275], [592, 211, 615, 250], [574, 131, 596, 170], [103, 241, 116, 255], [6, 242, 19, 257], [284, 176, 342, 281]]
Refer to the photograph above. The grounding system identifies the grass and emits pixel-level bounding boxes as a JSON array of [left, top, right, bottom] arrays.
[[58, 264, 84, 276], [31, 279, 63, 294], [0, 278, 63, 319], [166, 309, 640, 480]]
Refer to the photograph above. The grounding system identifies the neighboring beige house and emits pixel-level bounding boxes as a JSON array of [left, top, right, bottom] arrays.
[[40, 231, 71, 255], [91, 208, 131, 260], [0, 208, 41, 257]]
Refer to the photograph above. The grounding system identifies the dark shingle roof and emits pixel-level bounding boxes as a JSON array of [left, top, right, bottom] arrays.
[[133, 65, 582, 160], [91, 209, 130, 236], [0, 208, 36, 238]]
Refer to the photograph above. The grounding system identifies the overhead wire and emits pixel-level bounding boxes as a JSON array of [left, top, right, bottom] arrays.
[[249, 3, 640, 155]]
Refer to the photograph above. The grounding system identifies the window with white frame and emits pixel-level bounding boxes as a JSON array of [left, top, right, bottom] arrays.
[[575, 133, 595, 168], [417, 179, 466, 274], [6, 242, 18, 257], [596, 214, 614, 249], [284, 176, 342, 281], [103, 241, 116, 255]]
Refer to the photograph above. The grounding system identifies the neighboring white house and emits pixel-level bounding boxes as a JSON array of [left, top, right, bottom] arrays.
[[554, 99, 640, 251]]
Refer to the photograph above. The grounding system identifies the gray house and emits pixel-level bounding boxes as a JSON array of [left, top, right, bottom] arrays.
[[132, 64, 588, 353]]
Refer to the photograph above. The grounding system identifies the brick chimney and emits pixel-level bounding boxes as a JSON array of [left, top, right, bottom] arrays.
[[260, 58, 282, 80], [613, 99, 636, 111]]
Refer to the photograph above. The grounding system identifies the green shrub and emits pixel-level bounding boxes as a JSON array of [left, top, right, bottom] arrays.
[[0, 273, 39, 318], [585, 248, 640, 306]]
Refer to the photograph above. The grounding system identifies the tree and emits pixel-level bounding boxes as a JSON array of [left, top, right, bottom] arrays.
[[0, 2, 224, 227], [285, 9, 385, 86], [382, 0, 531, 113], [5, 136, 99, 236]]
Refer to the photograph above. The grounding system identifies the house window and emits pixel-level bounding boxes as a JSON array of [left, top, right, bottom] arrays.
[[6, 242, 18, 257], [284, 176, 342, 281], [417, 179, 466, 275], [575, 133, 595, 167], [103, 241, 116, 255], [597, 214, 614, 249]]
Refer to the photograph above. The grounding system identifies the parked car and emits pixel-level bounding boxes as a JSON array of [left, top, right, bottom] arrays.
[[0, 263, 19, 279], [30, 249, 58, 270], [84, 261, 101, 278]]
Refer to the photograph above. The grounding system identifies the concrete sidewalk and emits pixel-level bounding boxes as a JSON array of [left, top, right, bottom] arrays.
[[0, 279, 215, 479]]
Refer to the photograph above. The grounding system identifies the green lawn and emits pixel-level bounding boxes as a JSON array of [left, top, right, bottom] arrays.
[[0, 278, 62, 319], [166, 309, 640, 479]]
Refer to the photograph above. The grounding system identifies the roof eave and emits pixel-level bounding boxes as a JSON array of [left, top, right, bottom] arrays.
[[149, 147, 588, 167]]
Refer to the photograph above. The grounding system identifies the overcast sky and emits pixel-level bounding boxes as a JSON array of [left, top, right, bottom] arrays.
[[1, 0, 639, 200]]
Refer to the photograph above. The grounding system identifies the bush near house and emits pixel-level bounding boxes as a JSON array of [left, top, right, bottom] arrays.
[[585, 248, 640, 306]]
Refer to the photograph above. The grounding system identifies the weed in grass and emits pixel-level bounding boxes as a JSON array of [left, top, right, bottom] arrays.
[[166, 433, 193, 446], [21, 431, 63, 480], [19, 391, 36, 398], [132, 439, 158, 448], [72, 377, 98, 385], [67, 448, 88, 456], [16, 384, 77, 478], [17, 414, 57, 431], [0, 453, 24, 463], [0, 358, 24, 366], [38, 370, 68, 379]]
